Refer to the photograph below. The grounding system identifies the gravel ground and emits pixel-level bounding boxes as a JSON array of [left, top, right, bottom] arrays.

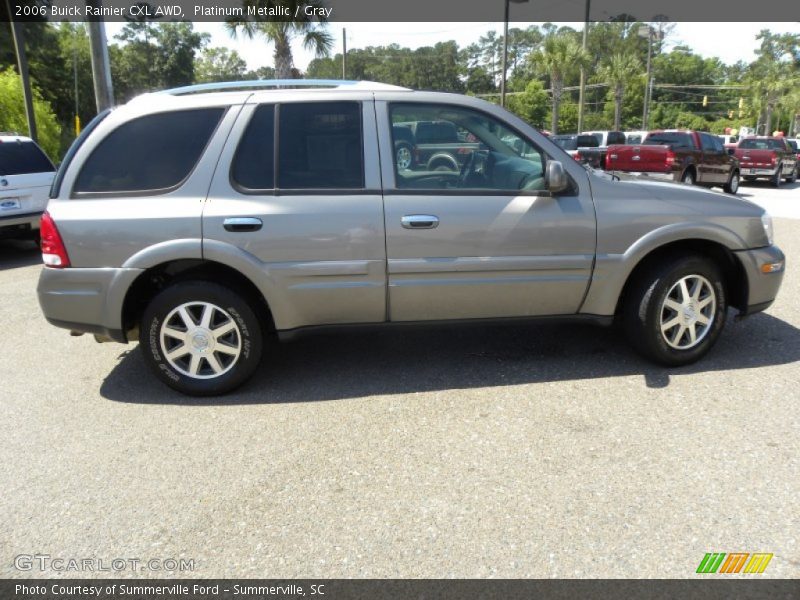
[[1, 183, 798, 579]]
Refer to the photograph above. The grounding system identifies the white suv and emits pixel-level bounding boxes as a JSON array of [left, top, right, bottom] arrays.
[[0, 134, 56, 242]]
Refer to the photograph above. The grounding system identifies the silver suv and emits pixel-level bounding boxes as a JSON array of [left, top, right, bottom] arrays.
[[37, 80, 785, 396]]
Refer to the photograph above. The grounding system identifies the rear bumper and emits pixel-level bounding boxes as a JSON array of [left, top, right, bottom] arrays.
[[37, 266, 143, 343], [613, 171, 677, 183], [0, 210, 42, 235], [740, 167, 778, 177], [733, 245, 785, 315]]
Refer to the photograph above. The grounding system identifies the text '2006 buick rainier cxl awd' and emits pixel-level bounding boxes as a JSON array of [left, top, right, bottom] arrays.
[[36, 80, 785, 396]]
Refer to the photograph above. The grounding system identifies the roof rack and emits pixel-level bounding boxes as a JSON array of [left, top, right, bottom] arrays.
[[159, 79, 409, 96]]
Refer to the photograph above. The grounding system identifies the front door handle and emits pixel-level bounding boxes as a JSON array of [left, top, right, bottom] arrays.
[[401, 214, 439, 229], [223, 217, 262, 232]]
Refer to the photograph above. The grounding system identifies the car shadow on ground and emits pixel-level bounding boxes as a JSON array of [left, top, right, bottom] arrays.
[[100, 311, 800, 406], [0, 239, 40, 271], [738, 179, 800, 193]]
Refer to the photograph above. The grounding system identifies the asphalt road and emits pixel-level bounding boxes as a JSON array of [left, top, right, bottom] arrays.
[[1, 182, 798, 579]]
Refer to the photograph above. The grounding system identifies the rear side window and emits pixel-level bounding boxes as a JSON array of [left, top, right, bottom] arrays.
[[73, 108, 224, 195], [0, 140, 55, 175], [277, 102, 363, 189], [231, 104, 275, 190]]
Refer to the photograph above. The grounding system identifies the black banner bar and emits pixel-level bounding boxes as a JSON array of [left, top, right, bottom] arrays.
[[3, 579, 800, 600], [5, 0, 800, 22]]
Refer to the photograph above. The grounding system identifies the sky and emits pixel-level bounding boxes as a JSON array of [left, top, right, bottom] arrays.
[[103, 21, 799, 72]]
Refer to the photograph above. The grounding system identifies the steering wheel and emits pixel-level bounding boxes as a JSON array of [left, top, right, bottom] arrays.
[[458, 151, 477, 187]]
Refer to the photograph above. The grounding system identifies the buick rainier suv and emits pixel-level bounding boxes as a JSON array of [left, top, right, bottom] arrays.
[[37, 80, 785, 396]]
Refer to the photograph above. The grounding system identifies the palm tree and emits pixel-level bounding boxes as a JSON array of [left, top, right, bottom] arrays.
[[532, 35, 589, 134], [599, 52, 641, 131], [226, 2, 333, 79]]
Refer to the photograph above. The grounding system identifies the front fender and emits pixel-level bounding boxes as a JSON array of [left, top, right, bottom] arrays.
[[580, 222, 747, 316]]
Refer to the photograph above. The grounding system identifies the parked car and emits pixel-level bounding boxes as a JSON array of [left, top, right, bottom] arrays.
[[583, 130, 627, 148], [0, 134, 56, 242], [718, 134, 739, 146], [37, 81, 784, 396], [392, 119, 480, 172], [733, 136, 798, 186], [606, 129, 740, 194], [787, 139, 798, 155], [552, 134, 608, 169], [624, 131, 649, 144]]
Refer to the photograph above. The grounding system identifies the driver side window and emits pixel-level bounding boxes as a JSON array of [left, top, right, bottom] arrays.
[[389, 103, 546, 193]]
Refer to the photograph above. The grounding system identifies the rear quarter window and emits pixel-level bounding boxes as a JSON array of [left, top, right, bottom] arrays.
[[73, 108, 224, 195], [0, 140, 55, 175]]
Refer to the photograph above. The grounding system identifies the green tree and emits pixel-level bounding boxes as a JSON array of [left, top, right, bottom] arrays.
[[0, 67, 61, 159], [506, 80, 548, 127], [226, 2, 333, 79], [599, 52, 641, 130], [531, 34, 589, 134], [747, 30, 799, 133], [195, 47, 247, 83]]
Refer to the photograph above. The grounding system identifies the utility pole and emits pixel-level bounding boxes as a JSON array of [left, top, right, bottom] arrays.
[[500, 0, 509, 107], [5, 2, 37, 142], [342, 28, 347, 80], [576, 0, 591, 133], [640, 25, 653, 130], [86, 0, 114, 112]]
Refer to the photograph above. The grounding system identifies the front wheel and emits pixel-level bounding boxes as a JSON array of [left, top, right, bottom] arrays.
[[723, 170, 739, 194], [139, 281, 263, 396], [623, 255, 727, 366]]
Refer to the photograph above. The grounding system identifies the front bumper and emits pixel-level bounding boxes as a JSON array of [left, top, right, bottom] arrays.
[[733, 245, 785, 315], [37, 266, 143, 343]]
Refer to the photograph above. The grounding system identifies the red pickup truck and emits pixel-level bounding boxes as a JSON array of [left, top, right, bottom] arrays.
[[605, 130, 740, 194], [733, 136, 798, 187]]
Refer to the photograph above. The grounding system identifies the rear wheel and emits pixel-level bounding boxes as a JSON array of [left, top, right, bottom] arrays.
[[623, 254, 727, 366], [681, 169, 696, 185], [771, 167, 782, 188], [139, 281, 263, 396], [723, 170, 739, 194]]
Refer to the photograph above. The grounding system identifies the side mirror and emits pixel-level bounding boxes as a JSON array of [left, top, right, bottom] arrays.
[[546, 160, 568, 194]]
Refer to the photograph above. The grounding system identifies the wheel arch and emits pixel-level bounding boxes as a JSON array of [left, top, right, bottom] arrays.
[[614, 239, 748, 317], [121, 258, 275, 342], [426, 153, 459, 171]]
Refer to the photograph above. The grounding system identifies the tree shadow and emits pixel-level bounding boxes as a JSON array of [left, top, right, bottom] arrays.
[[100, 311, 800, 406]]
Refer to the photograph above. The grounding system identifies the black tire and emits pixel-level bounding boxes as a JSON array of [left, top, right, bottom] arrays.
[[623, 254, 727, 366], [723, 170, 739, 194], [139, 281, 263, 396], [787, 166, 798, 184], [771, 167, 782, 188], [681, 169, 696, 185], [395, 142, 413, 171]]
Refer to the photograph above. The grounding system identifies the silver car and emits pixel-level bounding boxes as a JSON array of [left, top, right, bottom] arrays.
[[37, 80, 785, 396]]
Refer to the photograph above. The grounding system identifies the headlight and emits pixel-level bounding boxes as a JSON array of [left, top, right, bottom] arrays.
[[761, 213, 774, 246]]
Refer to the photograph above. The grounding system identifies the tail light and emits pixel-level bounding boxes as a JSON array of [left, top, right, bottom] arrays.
[[40, 211, 70, 268], [770, 153, 778, 165], [665, 149, 676, 166], [574, 151, 582, 162]]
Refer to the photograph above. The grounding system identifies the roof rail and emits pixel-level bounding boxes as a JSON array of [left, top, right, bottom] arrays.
[[159, 79, 409, 96]]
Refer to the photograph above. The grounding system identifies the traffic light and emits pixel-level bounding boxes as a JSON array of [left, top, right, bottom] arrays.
[[703, 95, 708, 107]]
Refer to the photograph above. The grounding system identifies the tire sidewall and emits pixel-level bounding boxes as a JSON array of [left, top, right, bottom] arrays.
[[726, 171, 739, 194], [139, 282, 263, 396], [630, 257, 727, 366]]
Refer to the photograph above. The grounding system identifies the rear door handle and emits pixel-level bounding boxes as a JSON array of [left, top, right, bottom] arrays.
[[401, 214, 439, 229], [223, 217, 262, 232]]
